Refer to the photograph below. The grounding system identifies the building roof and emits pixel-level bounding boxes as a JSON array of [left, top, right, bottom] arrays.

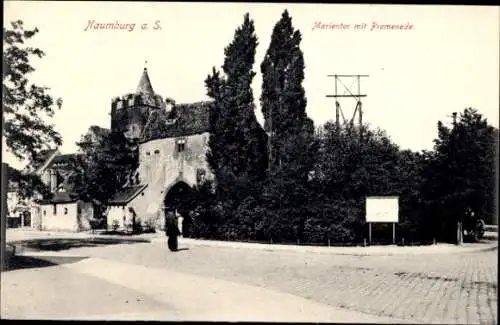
[[88, 125, 111, 138], [108, 184, 148, 205], [140, 101, 211, 143], [136, 67, 155, 95], [38, 191, 79, 204], [27, 149, 59, 174], [46, 153, 82, 170]]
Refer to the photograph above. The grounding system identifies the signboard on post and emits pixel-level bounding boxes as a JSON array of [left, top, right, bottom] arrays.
[[365, 196, 399, 245], [366, 196, 399, 223]]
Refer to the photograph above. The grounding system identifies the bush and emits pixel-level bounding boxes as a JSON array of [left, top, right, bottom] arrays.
[[111, 220, 120, 231], [132, 220, 143, 234], [142, 218, 156, 233]]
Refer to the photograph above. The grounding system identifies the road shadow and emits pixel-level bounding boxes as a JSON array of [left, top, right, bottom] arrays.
[[2, 255, 88, 272], [11, 237, 150, 253], [167, 248, 190, 252]]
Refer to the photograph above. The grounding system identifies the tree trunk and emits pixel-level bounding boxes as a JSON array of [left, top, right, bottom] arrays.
[[457, 221, 463, 245]]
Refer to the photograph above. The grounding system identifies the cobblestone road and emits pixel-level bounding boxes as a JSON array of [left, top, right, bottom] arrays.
[[54, 240, 497, 324]]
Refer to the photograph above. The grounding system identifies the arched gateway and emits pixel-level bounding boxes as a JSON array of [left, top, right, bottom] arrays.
[[163, 181, 196, 237]]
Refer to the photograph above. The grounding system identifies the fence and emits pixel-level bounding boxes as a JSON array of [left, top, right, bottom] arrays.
[[1, 163, 8, 270]]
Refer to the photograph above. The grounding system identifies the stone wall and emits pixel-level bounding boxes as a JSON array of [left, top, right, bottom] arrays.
[[38, 201, 93, 232], [78, 201, 94, 231], [39, 202, 79, 231], [126, 132, 211, 228]]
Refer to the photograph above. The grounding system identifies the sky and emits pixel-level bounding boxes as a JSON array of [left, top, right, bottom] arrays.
[[3, 2, 499, 170]]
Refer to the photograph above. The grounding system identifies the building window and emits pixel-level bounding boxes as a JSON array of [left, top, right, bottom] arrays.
[[176, 139, 186, 153], [64, 207, 68, 215], [53, 204, 57, 215], [43, 210, 46, 216], [196, 168, 206, 184], [177, 143, 185, 153], [146, 151, 151, 156], [154, 149, 160, 155]]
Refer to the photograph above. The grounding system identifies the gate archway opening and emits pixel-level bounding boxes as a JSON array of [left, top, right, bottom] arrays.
[[163, 181, 196, 237]]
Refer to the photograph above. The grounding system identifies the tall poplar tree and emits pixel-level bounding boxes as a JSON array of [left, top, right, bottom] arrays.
[[260, 10, 317, 181], [205, 13, 268, 199], [259, 10, 318, 242]]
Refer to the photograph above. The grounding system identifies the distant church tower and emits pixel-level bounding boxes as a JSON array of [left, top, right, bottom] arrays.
[[110, 66, 166, 140]]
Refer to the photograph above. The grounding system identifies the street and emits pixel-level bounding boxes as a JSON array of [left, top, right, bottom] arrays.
[[1, 231, 498, 323]]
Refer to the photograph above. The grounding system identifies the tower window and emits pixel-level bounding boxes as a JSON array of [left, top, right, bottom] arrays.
[[196, 168, 206, 184], [154, 149, 160, 155], [176, 139, 186, 153], [177, 143, 185, 153], [146, 151, 151, 156]]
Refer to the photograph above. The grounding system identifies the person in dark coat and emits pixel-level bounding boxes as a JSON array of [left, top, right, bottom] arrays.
[[165, 211, 181, 251]]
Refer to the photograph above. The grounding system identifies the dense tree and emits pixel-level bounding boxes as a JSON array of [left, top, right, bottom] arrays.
[[75, 129, 138, 209], [422, 108, 498, 242], [258, 10, 319, 242], [205, 13, 268, 197], [6, 165, 51, 200], [260, 10, 317, 179], [3, 20, 62, 162], [3, 20, 64, 203], [309, 122, 403, 243]]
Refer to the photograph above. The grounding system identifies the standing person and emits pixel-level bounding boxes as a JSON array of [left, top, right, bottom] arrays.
[[165, 210, 181, 251], [128, 207, 139, 233]]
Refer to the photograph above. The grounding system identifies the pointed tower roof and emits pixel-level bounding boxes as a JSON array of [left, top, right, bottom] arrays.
[[136, 67, 155, 95]]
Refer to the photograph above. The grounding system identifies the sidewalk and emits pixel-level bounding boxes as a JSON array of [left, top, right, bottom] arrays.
[[168, 237, 498, 256], [6, 229, 498, 256]]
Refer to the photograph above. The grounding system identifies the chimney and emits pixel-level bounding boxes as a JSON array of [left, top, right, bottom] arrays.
[[165, 97, 175, 113], [50, 169, 57, 192]]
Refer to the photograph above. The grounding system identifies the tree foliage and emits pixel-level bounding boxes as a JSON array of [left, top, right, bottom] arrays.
[[75, 129, 138, 205], [6, 165, 52, 200], [260, 10, 317, 180], [205, 13, 268, 201], [421, 108, 498, 241], [3, 20, 62, 162]]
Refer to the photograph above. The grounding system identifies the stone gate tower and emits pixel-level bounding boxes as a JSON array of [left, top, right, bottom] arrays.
[[110, 67, 166, 140], [106, 65, 213, 232]]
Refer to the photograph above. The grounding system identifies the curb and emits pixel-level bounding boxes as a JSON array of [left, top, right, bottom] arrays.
[[159, 237, 498, 256], [7, 230, 498, 257]]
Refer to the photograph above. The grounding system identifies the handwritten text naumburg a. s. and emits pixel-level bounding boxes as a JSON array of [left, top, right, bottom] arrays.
[[84, 20, 162, 32]]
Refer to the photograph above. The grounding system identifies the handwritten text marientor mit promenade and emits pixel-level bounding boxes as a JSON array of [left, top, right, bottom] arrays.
[[312, 21, 414, 31]]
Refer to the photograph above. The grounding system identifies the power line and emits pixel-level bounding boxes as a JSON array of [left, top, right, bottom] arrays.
[[326, 74, 369, 138]]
